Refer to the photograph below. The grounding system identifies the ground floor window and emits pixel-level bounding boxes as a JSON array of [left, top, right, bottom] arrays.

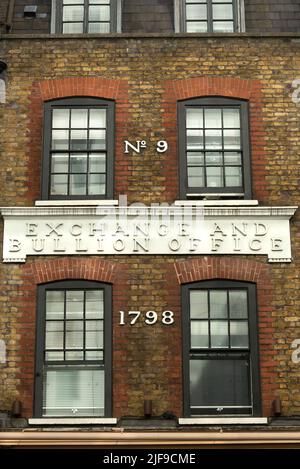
[[34, 280, 112, 417], [182, 280, 261, 416]]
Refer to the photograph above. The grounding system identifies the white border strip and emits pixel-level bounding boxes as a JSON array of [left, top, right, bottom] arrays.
[[28, 418, 117, 425], [179, 418, 268, 425]]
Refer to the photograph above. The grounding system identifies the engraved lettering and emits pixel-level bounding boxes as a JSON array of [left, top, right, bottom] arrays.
[[70, 224, 82, 237], [75, 239, 88, 252], [189, 238, 201, 252], [46, 223, 63, 237], [89, 223, 106, 237], [233, 238, 241, 252], [272, 238, 283, 252], [133, 238, 150, 252], [26, 223, 38, 237], [232, 223, 247, 237], [211, 224, 227, 237], [113, 224, 129, 237], [211, 237, 224, 252], [168, 239, 181, 251], [113, 239, 125, 252], [178, 223, 190, 237], [134, 223, 150, 237], [255, 223, 268, 237], [249, 239, 262, 251], [157, 224, 168, 236], [9, 239, 21, 252], [32, 239, 45, 252], [97, 238, 104, 252], [53, 238, 66, 252]]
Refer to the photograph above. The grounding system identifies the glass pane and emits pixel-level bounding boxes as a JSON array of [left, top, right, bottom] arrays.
[[63, 23, 84, 33], [70, 153, 87, 173], [230, 321, 249, 348], [186, 4, 207, 20], [205, 109, 222, 128], [186, 109, 203, 129], [86, 290, 104, 319], [66, 291, 84, 319], [65, 351, 84, 361], [190, 291, 208, 319], [213, 21, 234, 32], [86, 351, 103, 360], [187, 130, 203, 150], [51, 154, 69, 173], [63, 0, 84, 4], [46, 322, 64, 350], [88, 22, 110, 33], [229, 291, 248, 319], [225, 166, 242, 187], [187, 152, 204, 165], [190, 359, 251, 408], [224, 129, 241, 149], [206, 152, 222, 165], [211, 321, 229, 348], [71, 109, 88, 129], [223, 109, 240, 128], [45, 352, 64, 361], [210, 290, 227, 318], [187, 166, 204, 187], [90, 109, 106, 128], [70, 129, 88, 150], [89, 5, 110, 22], [51, 174, 68, 195], [86, 321, 103, 349], [52, 129, 69, 150], [70, 174, 86, 195], [46, 291, 64, 319], [186, 21, 207, 32], [52, 109, 69, 129], [63, 6, 84, 22], [89, 154, 106, 173], [224, 152, 242, 165], [191, 321, 209, 348], [206, 166, 223, 187], [89, 129, 106, 150], [65, 321, 83, 349], [205, 129, 222, 149], [88, 173, 106, 195], [43, 368, 105, 416], [212, 4, 233, 20]]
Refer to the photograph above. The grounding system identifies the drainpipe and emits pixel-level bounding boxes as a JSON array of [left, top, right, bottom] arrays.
[[5, 0, 15, 32]]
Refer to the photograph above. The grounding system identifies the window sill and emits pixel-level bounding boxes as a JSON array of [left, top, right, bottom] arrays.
[[35, 200, 119, 207], [178, 417, 268, 425], [28, 418, 117, 425], [174, 200, 259, 207]]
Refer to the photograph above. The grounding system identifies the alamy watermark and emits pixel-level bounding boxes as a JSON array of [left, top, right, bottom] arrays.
[[0, 340, 6, 364]]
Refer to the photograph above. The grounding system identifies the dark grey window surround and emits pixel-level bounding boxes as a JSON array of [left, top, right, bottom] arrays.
[[42, 97, 115, 200], [179, 0, 239, 33], [34, 280, 112, 418], [55, 0, 118, 34], [182, 280, 261, 417], [178, 97, 252, 199]]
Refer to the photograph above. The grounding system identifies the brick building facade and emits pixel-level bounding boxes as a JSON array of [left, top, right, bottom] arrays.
[[0, 0, 300, 448]]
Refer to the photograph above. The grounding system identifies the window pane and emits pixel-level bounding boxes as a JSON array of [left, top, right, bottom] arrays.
[[186, 21, 207, 32], [70, 153, 88, 173], [187, 166, 204, 187], [51, 154, 69, 173], [89, 5, 110, 22], [70, 174, 86, 195], [88, 173, 106, 195], [65, 321, 83, 349], [46, 352, 64, 361], [89, 153, 106, 173], [223, 109, 240, 128], [212, 4, 233, 20], [229, 291, 248, 318], [190, 291, 208, 319], [186, 109, 203, 129], [206, 166, 223, 187], [90, 109, 106, 128], [187, 130, 203, 150], [63, 23, 84, 33], [205, 109, 222, 128], [224, 152, 242, 165], [46, 322, 64, 350], [43, 368, 105, 416], [66, 291, 84, 319], [186, 4, 207, 20], [187, 152, 204, 166], [191, 321, 209, 348], [86, 351, 103, 360], [190, 359, 251, 408], [86, 290, 104, 319], [63, 6, 84, 21], [210, 321, 229, 348], [230, 321, 249, 348], [88, 22, 110, 33], [210, 290, 227, 318], [86, 321, 103, 349], [223, 129, 241, 149], [225, 166, 242, 187], [70, 129, 88, 150], [71, 109, 88, 129], [52, 109, 69, 128], [46, 291, 64, 319], [89, 129, 106, 150], [63, 0, 84, 4], [65, 351, 84, 360], [51, 174, 68, 195], [206, 152, 222, 165], [205, 129, 222, 149], [213, 21, 234, 32], [52, 130, 69, 150]]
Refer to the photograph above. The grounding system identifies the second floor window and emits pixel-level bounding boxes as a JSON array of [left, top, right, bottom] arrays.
[[56, 0, 117, 34], [184, 0, 238, 33], [178, 97, 251, 199], [42, 97, 114, 200]]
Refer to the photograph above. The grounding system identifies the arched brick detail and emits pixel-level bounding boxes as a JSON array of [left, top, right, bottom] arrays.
[[169, 256, 275, 417], [163, 76, 267, 203], [27, 77, 129, 202]]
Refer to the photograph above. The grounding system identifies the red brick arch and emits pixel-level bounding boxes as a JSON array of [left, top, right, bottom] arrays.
[[27, 76, 129, 202], [163, 75, 267, 203]]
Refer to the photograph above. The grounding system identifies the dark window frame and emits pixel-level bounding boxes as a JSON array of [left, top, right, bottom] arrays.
[[42, 97, 115, 200], [55, 0, 118, 34], [178, 96, 252, 200], [34, 280, 112, 418], [182, 280, 261, 417], [180, 0, 240, 33]]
